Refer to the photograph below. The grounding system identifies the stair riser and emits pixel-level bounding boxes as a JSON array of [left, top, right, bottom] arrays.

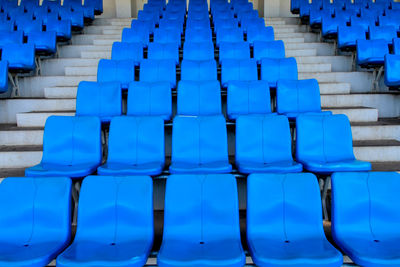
[[325, 108, 378, 122], [16, 112, 75, 128], [41, 59, 99, 76], [0, 131, 43, 146], [352, 126, 400, 141], [0, 152, 42, 169], [59, 45, 112, 58], [354, 147, 400, 162]]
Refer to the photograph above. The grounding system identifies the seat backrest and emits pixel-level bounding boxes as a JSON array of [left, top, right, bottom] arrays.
[[121, 27, 149, 46], [16, 18, 42, 34], [369, 25, 398, 44], [139, 59, 176, 87], [138, 10, 159, 25], [153, 28, 181, 45], [2, 43, 35, 70], [127, 81, 172, 120], [0, 61, 8, 93], [240, 17, 265, 33], [158, 18, 183, 33], [42, 116, 102, 166], [186, 18, 211, 30], [350, 16, 372, 32], [97, 59, 136, 88], [384, 54, 400, 86], [183, 41, 214, 60], [247, 173, 325, 241], [0, 177, 71, 244], [75, 175, 153, 245], [331, 172, 400, 242], [338, 25, 366, 49], [0, 30, 23, 46], [163, 174, 241, 242], [296, 114, 356, 164], [181, 59, 217, 81], [276, 79, 322, 115], [214, 18, 239, 32], [111, 42, 143, 63], [171, 115, 229, 165], [131, 19, 154, 34], [253, 40, 285, 62], [147, 42, 180, 64], [219, 41, 250, 62], [221, 58, 258, 87], [75, 81, 122, 122], [356, 39, 389, 65], [246, 26, 274, 43], [227, 80, 271, 119], [261, 57, 298, 88], [216, 27, 243, 45], [236, 115, 294, 165], [177, 80, 221, 115], [106, 116, 164, 166]]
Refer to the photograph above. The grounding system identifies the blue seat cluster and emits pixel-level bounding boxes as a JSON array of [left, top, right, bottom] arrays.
[[0, 0, 102, 94], [10, 0, 400, 266], [292, 0, 400, 89]]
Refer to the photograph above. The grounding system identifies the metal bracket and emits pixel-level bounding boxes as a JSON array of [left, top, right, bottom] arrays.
[[71, 181, 81, 227], [8, 73, 19, 97], [320, 176, 331, 221], [372, 66, 384, 92], [35, 56, 42, 76]]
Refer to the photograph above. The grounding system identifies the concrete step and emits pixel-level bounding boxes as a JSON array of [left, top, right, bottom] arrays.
[[44, 87, 77, 99], [92, 18, 132, 26], [354, 140, 400, 162], [300, 72, 373, 92], [84, 25, 126, 34], [102, 29, 126, 35], [324, 107, 378, 122], [294, 56, 352, 72], [319, 83, 351, 95], [0, 125, 43, 146], [65, 66, 97, 76], [269, 24, 308, 32], [371, 162, 400, 172], [286, 49, 317, 57], [0, 98, 76, 124], [275, 32, 318, 42], [59, 45, 111, 58], [351, 120, 400, 141], [278, 37, 305, 43], [81, 51, 111, 59], [41, 58, 99, 76], [72, 34, 121, 45], [0, 145, 42, 168], [298, 63, 331, 73], [16, 111, 75, 127], [285, 42, 334, 56], [321, 93, 400, 118]]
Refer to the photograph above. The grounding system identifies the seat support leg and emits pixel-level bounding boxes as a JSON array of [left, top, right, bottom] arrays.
[[372, 66, 384, 92], [351, 52, 356, 71], [8, 73, 20, 97], [35, 56, 42, 76], [71, 180, 81, 227], [321, 176, 331, 221]]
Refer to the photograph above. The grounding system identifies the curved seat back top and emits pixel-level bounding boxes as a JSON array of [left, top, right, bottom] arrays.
[[227, 80, 271, 119], [260, 57, 298, 88], [236, 115, 303, 174], [127, 81, 172, 120], [139, 59, 177, 88], [98, 116, 165, 176], [57, 175, 153, 267], [219, 41, 250, 63], [177, 80, 222, 116], [247, 173, 343, 267], [75, 81, 122, 123], [186, 18, 211, 31], [337, 25, 366, 50], [369, 25, 398, 45], [111, 42, 143, 64], [216, 27, 244, 46], [153, 28, 181, 46], [131, 19, 155, 35], [183, 41, 214, 61], [240, 17, 265, 33], [246, 25, 275, 44], [0, 177, 72, 267], [181, 59, 217, 81], [97, 59, 136, 89], [296, 114, 372, 174], [331, 171, 400, 267], [148, 42, 180, 65], [221, 58, 258, 87], [122, 27, 150, 47], [170, 115, 232, 174], [25, 116, 102, 178], [276, 79, 331, 119], [157, 174, 246, 267], [253, 40, 285, 62]]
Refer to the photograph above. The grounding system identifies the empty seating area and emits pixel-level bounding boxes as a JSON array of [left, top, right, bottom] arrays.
[[0, 0, 400, 266]]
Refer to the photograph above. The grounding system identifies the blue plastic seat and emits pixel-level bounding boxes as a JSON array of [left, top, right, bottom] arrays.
[[378, 15, 400, 31], [356, 39, 389, 67], [186, 19, 211, 31], [158, 174, 246, 267], [181, 59, 217, 81], [384, 54, 400, 87], [253, 40, 285, 62], [170, 115, 232, 174], [131, 19, 155, 34], [121, 27, 149, 47], [322, 14, 348, 38], [0, 20, 14, 32], [261, 57, 298, 88], [337, 25, 366, 50], [148, 42, 179, 65], [247, 173, 343, 267], [276, 79, 332, 119], [369, 25, 398, 46], [212, 9, 234, 20], [16, 19, 42, 34], [331, 171, 400, 267], [0, 30, 23, 47], [46, 18, 72, 41], [127, 81, 172, 120], [393, 38, 400, 55], [0, 61, 8, 93], [296, 114, 372, 174], [221, 58, 258, 87], [97, 59, 136, 89], [97, 117, 165, 176], [216, 27, 244, 46], [57, 175, 153, 267], [153, 28, 181, 47], [159, 18, 184, 34], [236, 115, 302, 173], [137, 10, 159, 26], [219, 41, 250, 63], [240, 17, 265, 33], [246, 26, 274, 44], [27, 31, 57, 54], [177, 80, 221, 115], [227, 80, 270, 119], [184, 27, 212, 43], [0, 177, 72, 267], [139, 59, 176, 88], [309, 8, 334, 28], [2, 43, 35, 72], [214, 18, 239, 33], [349, 16, 372, 33], [183, 41, 214, 60], [25, 116, 102, 178], [59, 7, 84, 29], [76, 81, 122, 123], [111, 42, 143, 64]]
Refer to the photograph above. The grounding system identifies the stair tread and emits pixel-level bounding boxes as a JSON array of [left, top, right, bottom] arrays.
[[354, 140, 400, 147], [0, 124, 43, 131], [0, 145, 43, 152]]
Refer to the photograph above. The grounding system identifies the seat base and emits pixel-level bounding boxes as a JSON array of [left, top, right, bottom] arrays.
[[169, 162, 232, 174], [97, 162, 164, 176], [236, 161, 303, 174], [25, 163, 99, 178], [301, 160, 372, 175]]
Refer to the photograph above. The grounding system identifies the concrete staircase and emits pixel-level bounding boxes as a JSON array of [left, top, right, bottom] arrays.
[[0, 16, 399, 176]]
